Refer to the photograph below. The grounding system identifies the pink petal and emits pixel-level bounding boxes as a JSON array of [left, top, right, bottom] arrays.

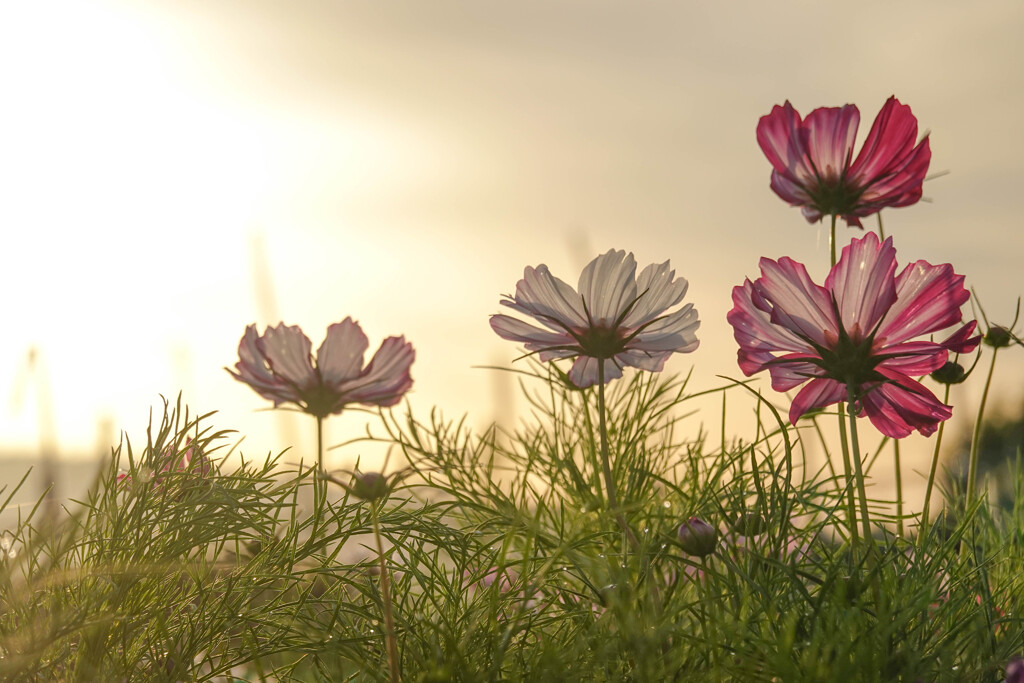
[[824, 233, 898, 340], [728, 280, 815, 375], [859, 369, 950, 438], [228, 325, 297, 403], [848, 97, 924, 187], [616, 348, 674, 373], [257, 324, 318, 393], [577, 249, 637, 326], [339, 336, 415, 407], [317, 317, 369, 386], [770, 172, 814, 209], [755, 256, 837, 348], [765, 354, 825, 392], [876, 260, 970, 346], [789, 378, 846, 424], [756, 102, 815, 184], [854, 137, 930, 209], [940, 320, 981, 354], [803, 105, 859, 184], [875, 340, 948, 376]]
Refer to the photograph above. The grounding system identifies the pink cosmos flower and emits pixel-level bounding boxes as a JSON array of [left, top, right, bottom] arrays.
[[490, 249, 700, 388], [228, 318, 414, 417], [727, 233, 979, 438], [757, 96, 931, 227]]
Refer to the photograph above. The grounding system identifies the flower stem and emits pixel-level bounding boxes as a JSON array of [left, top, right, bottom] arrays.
[[835, 403, 860, 546], [893, 439, 904, 538], [966, 347, 999, 508], [596, 361, 621, 515], [845, 387, 875, 550], [920, 383, 953, 541], [371, 503, 401, 683], [830, 214, 838, 268]]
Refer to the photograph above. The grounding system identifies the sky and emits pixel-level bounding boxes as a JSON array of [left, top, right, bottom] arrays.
[[2, 0, 1023, 507]]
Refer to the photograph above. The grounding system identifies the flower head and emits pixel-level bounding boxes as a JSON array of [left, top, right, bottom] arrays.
[[228, 318, 414, 417], [490, 249, 700, 388], [677, 517, 718, 557], [757, 96, 931, 227], [727, 233, 980, 438]]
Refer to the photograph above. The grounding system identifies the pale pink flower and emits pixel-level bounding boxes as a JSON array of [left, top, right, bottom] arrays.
[[727, 233, 979, 438], [490, 249, 700, 388], [228, 318, 414, 417], [757, 96, 931, 227]]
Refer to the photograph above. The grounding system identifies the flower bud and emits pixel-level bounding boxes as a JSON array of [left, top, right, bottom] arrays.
[[731, 511, 766, 537], [984, 325, 1012, 349], [677, 517, 717, 557], [351, 472, 389, 501], [1006, 657, 1024, 683], [930, 361, 967, 385]]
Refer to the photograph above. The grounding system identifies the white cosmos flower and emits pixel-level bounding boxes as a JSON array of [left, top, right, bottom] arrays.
[[490, 249, 700, 388]]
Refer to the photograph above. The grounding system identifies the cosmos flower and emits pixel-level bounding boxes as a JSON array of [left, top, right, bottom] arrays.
[[727, 232, 979, 438], [757, 96, 931, 227], [490, 249, 700, 388], [228, 318, 414, 417]]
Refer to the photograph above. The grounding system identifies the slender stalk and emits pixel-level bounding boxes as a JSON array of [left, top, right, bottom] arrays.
[[920, 383, 953, 541], [835, 403, 860, 546], [893, 439, 904, 538], [830, 214, 838, 268], [371, 504, 401, 683], [966, 347, 1000, 507], [596, 361, 621, 514], [846, 387, 875, 549]]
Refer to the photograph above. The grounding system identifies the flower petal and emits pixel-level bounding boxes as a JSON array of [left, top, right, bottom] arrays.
[[569, 356, 622, 388], [803, 104, 859, 184], [577, 249, 638, 326], [848, 96, 924, 188], [631, 304, 700, 353], [228, 324, 301, 405], [876, 260, 970, 346], [257, 323, 318, 392], [754, 256, 837, 348], [756, 101, 815, 185], [624, 260, 688, 328], [338, 336, 415, 408], [789, 378, 846, 424], [490, 314, 576, 351], [317, 317, 369, 386], [503, 264, 587, 332], [824, 233, 898, 340], [616, 348, 674, 373], [859, 369, 950, 438], [875, 340, 948, 376]]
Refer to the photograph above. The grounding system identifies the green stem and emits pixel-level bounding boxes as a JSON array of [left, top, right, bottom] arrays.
[[920, 383, 952, 541], [846, 387, 875, 549], [596, 361, 621, 515], [835, 403, 860, 546], [830, 214, 838, 268], [371, 504, 401, 683], [893, 439, 904, 538], [966, 348, 999, 507]]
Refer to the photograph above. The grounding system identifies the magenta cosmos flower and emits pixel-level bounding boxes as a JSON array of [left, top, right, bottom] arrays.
[[727, 233, 979, 438], [757, 96, 931, 227], [490, 249, 700, 388], [228, 318, 414, 417]]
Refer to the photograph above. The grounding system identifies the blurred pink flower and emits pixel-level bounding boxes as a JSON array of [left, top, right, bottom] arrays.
[[757, 96, 930, 227], [727, 233, 979, 438], [490, 249, 700, 388], [117, 438, 209, 487], [228, 319, 414, 417]]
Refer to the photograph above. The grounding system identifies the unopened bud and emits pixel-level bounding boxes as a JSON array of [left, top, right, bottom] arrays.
[[732, 511, 766, 537], [930, 361, 967, 385], [984, 325, 1012, 349], [351, 472, 389, 501], [677, 517, 717, 557]]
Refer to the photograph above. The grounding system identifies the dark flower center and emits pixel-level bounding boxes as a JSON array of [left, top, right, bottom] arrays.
[[808, 176, 864, 218], [577, 324, 626, 360]]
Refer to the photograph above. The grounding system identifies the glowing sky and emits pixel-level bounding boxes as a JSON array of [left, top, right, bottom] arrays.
[[2, 1, 1023, 501]]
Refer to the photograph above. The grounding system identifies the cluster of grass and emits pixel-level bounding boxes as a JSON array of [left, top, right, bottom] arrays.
[[1, 368, 1022, 681]]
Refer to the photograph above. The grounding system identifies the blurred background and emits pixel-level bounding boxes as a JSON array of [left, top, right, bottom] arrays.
[[2, 0, 1022, 512]]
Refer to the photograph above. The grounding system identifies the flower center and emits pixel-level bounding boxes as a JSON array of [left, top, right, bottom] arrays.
[[577, 325, 626, 359], [816, 327, 882, 388], [809, 176, 863, 217]]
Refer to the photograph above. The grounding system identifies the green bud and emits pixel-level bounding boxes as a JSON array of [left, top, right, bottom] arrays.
[[930, 361, 967, 385], [732, 511, 766, 537], [351, 472, 389, 501], [984, 325, 1012, 349]]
